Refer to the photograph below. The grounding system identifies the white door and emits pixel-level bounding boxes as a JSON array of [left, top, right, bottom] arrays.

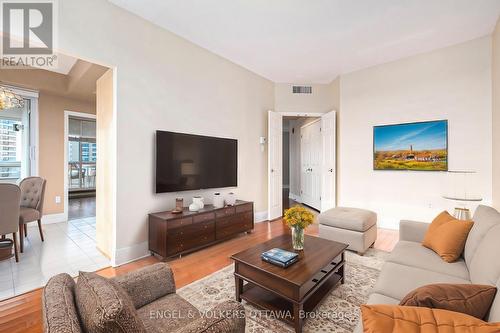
[[300, 120, 321, 210], [268, 110, 283, 220], [321, 111, 336, 211], [310, 121, 322, 209], [300, 124, 310, 205]]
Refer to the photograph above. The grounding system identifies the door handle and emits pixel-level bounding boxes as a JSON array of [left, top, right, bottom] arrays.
[[328, 169, 333, 172], [271, 169, 274, 173]]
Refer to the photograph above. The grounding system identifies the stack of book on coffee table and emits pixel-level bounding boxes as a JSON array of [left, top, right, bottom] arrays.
[[261, 248, 299, 268]]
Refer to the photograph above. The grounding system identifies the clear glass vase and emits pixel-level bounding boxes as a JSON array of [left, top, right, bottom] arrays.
[[291, 226, 305, 250]]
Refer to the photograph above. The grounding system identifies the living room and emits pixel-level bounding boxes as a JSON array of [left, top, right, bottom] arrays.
[[1, 1, 500, 332]]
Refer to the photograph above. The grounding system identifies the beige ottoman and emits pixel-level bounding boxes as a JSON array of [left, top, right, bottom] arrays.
[[318, 207, 377, 255]]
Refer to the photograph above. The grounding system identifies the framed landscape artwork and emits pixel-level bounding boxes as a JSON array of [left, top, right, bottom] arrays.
[[373, 120, 448, 171]]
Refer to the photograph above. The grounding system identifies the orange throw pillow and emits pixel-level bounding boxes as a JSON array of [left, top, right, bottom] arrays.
[[422, 211, 473, 262], [361, 304, 500, 333]]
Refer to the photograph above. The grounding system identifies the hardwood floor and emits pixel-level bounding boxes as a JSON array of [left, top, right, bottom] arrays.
[[68, 197, 96, 221], [0, 220, 398, 333]]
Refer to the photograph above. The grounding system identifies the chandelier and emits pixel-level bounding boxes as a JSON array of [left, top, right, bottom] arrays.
[[0, 86, 24, 110]]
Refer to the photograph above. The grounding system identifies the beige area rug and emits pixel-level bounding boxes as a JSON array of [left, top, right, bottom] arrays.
[[178, 249, 390, 333]]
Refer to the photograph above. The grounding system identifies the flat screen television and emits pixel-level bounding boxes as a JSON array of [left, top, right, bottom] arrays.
[[156, 131, 237, 193], [373, 120, 448, 171]]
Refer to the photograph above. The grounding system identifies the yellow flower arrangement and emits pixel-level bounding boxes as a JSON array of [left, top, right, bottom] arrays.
[[283, 205, 314, 230]]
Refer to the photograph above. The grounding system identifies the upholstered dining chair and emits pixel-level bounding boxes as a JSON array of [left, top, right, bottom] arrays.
[[19, 176, 46, 253], [0, 184, 21, 262]]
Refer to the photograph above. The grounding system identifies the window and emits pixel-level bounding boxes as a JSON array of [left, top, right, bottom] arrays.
[[68, 117, 96, 190], [0, 118, 22, 180]]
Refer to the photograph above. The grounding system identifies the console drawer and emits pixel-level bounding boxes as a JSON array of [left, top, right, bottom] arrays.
[[168, 217, 192, 229], [216, 215, 235, 228], [193, 212, 215, 224], [235, 203, 253, 213], [215, 206, 235, 218], [169, 220, 214, 240], [166, 238, 184, 255], [216, 218, 252, 239], [184, 231, 215, 249]]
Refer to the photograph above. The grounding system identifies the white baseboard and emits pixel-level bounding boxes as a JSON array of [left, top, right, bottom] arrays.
[[254, 210, 268, 223], [113, 241, 150, 267], [42, 213, 67, 224], [289, 193, 302, 202]]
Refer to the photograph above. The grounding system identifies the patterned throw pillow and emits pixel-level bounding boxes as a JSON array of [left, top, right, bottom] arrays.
[[75, 271, 146, 333]]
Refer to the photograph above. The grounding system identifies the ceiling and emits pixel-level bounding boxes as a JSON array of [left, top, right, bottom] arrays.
[[109, 0, 500, 83], [40, 53, 78, 75], [0, 59, 108, 102]]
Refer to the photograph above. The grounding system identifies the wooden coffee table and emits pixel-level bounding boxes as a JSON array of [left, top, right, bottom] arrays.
[[231, 234, 348, 333]]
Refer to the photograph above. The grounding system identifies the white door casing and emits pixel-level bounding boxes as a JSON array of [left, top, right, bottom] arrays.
[[300, 123, 311, 205], [321, 111, 336, 211], [268, 110, 283, 220], [300, 119, 321, 210]]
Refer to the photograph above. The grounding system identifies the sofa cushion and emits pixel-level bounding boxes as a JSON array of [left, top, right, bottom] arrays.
[[387, 241, 469, 280], [465, 205, 500, 268], [366, 292, 400, 305], [137, 293, 200, 333], [487, 277, 500, 322], [75, 271, 146, 333], [42, 273, 82, 333], [317, 207, 376, 232], [422, 211, 473, 263], [113, 263, 175, 309], [373, 262, 470, 301], [467, 224, 500, 322], [361, 304, 500, 333], [399, 284, 497, 320]]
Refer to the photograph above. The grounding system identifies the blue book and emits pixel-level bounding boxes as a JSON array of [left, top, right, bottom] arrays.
[[261, 248, 298, 264], [261, 254, 298, 268]]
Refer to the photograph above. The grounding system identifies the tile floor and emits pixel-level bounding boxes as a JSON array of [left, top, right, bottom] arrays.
[[0, 217, 110, 300]]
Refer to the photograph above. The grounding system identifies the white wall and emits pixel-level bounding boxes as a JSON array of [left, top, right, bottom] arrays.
[[493, 18, 500, 210], [96, 69, 115, 258], [275, 83, 337, 113], [339, 37, 492, 229], [56, 0, 274, 265]]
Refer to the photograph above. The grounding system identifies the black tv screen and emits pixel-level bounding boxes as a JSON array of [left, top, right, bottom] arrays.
[[156, 131, 237, 193]]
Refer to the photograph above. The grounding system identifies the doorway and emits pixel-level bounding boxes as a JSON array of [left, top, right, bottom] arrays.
[[65, 113, 97, 220], [0, 59, 114, 300], [268, 111, 336, 220]]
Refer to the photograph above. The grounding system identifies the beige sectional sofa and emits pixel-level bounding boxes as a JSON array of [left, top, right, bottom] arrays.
[[355, 205, 500, 331]]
